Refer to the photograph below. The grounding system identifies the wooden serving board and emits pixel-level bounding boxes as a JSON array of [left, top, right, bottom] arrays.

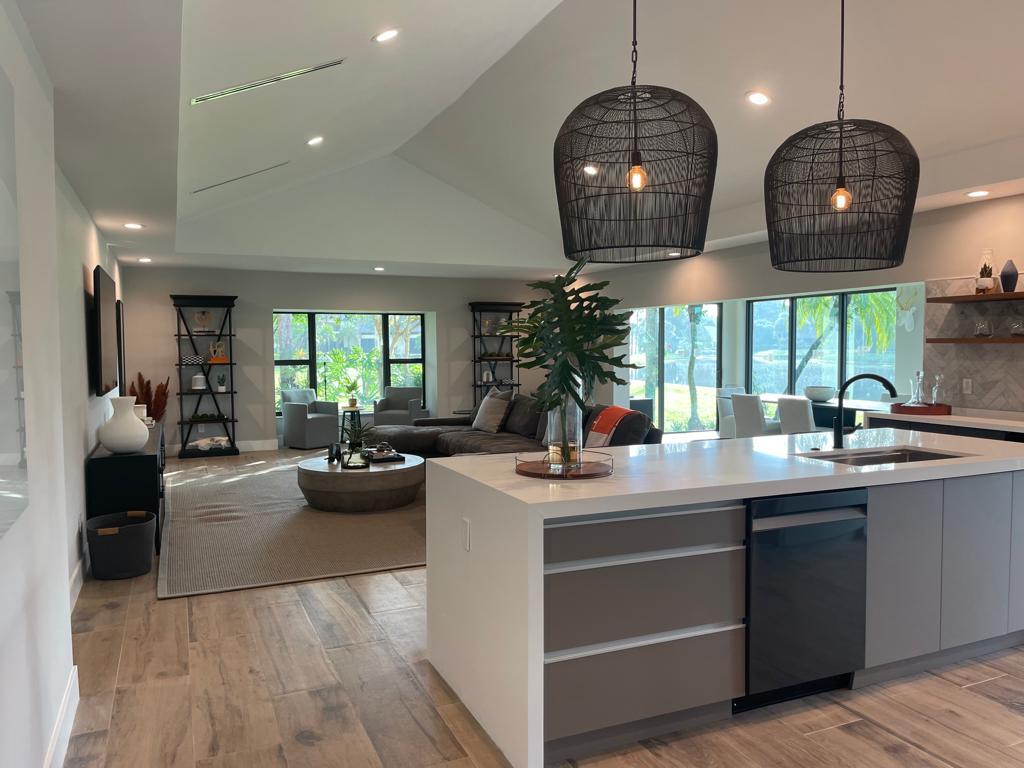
[[889, 403, 953, 416]]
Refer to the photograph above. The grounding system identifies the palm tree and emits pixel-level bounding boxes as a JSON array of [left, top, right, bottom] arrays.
[[794, 293, 895, 387]]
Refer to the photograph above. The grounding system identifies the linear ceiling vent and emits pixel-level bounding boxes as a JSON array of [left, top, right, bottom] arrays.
[[190, 56, 346, 105], [192, 161, 289, 194]]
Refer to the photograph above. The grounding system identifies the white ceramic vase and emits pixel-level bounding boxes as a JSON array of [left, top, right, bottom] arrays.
[[98, 396, 150, 454]]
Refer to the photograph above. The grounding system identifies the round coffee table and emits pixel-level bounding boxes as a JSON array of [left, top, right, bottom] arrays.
[[297, 454, 425, 513]]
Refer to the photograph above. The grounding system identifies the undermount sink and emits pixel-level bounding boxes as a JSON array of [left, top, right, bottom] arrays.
[[799, 446, 971, 466]]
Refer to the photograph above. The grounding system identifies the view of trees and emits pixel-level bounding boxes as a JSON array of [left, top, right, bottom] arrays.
[[629, 304, 720, 433], [273, 312, 424, 410], [750, 291, 897, 400]]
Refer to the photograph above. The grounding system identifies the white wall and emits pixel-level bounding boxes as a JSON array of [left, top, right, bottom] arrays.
[[120, 266, 544, 449], [0, 1, 78, 765], [56, 169, 119, 593]]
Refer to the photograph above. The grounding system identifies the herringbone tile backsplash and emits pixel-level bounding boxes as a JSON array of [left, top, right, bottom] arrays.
[[925, 277, 1024, 410]]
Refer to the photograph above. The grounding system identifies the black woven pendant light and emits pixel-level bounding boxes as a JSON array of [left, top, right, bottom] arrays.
[[764, 0, 919, 272], [553, 0, 717, 263]]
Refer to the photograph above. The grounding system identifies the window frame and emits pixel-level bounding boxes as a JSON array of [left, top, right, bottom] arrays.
[[274, 311, 426, 414], [745, 287, 895, 395], [630, 303, 723, 434]]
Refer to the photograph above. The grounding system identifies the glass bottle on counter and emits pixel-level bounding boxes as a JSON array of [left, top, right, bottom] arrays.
[[908, 370, 925, 405], [931, 373, 945, 405]]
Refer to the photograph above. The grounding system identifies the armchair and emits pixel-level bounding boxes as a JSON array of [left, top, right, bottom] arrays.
[[373, 386, 429, 426], [281, 389, 339, 449]]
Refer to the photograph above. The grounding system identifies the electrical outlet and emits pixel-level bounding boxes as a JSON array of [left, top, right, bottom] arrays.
[[198, 423, 206, 433], [461, 517, 471, 552], [962, 378, 973, 395]]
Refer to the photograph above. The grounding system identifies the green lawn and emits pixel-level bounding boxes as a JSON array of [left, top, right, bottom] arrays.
[[630, 382, 719, 433]]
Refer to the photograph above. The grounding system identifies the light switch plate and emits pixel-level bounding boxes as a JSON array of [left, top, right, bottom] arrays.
[[962, 378, 973, 395], [462, 517, 471, 552]]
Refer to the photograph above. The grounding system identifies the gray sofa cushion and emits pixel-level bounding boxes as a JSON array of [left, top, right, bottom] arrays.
[[471, 388, 514, 433], [504, 394, 543, 439], [371, 424, 471, 455], [437, 429, 542, 456]]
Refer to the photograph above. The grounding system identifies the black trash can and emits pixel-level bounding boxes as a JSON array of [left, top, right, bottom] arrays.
[[86, 511, 156, 580]]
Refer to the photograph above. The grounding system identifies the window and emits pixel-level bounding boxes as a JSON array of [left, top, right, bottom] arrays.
[[273, 312, 426, 412], [748, 298, 791, 395], [746, 289, 898, 399], [845, 291, 898, 399], [628, 304, 721, 433]]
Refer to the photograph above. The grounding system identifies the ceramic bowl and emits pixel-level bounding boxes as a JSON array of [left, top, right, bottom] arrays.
[[804, 385, 836, 403]]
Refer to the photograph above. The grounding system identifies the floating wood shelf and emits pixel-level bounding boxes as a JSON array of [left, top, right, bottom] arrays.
[[926, 337, 1024, 344], [927, 291, 1024, 304]]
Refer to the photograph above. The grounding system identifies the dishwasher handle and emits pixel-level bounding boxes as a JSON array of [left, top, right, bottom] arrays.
[[749, 488, 867, 520], [751, 507, 865, 532]]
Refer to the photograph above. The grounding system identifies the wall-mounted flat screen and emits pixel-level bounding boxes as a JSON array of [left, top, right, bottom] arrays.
[[93, 265, 119, 396]]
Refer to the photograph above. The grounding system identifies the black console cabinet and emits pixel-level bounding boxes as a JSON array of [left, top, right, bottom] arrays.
[[86, 424, 166, 552]]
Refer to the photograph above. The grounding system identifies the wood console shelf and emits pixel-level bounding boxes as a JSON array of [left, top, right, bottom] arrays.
[[926, 337, 1024, 344], [927, 291, 1024, 304]]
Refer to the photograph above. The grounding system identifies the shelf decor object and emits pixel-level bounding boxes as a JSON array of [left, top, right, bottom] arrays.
[[470, 301, 524, 407], [1001, 260, 1019, 293], [552, 0, 717, 263], [172, 294, 240, 459], [764, 0, 919, 272]]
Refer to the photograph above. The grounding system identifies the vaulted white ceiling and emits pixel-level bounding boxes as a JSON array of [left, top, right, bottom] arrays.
[[19, 0, 1024, 277]]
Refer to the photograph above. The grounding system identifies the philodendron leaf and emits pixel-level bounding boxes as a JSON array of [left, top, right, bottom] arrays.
[[498, 256, 641, 412]]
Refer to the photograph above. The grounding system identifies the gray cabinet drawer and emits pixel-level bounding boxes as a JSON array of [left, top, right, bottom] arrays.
[[544, 626, 744, 741], [545, 548, 745, 652], [544, 504, 745, 564]]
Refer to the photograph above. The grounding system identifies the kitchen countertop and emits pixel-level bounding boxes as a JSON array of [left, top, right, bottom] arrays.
[[865, 408, 1024, 434], [429, 428, 1024, 519]]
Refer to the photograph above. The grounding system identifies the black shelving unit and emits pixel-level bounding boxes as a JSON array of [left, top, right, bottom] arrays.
[[172, 295, 240, 459], [469, 301, 523, 406], [7, 292, 25, 468]]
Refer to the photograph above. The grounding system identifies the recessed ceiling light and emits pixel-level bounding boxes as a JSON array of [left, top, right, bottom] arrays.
[[966, 190, 990, 198], [583, 165, 598, 176], [306, 136, 324, 147], [373, 266, 386, 272], [745, 90, 771, 106], [668, 251, 682, 257], [137, 257, 152, 263], [373, 29, 399, 43], [124, 222, 144, 230]]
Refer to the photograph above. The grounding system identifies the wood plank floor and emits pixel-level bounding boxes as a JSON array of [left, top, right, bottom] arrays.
[[66, 453, 1024, 767]]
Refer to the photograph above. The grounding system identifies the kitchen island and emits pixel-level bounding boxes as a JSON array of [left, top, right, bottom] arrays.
[[426, 428, 1024, 767]]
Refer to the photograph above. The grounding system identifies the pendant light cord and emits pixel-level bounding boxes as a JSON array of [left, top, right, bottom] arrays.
[[836, 0, 846, 178], [631, 0, 639, 157], [837, 0, 845, 121]]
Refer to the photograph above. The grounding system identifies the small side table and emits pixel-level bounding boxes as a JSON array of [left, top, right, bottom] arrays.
[[340, 407, 362, 442]]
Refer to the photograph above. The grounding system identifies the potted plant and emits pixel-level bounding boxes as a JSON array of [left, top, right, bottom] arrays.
[[341, 373, 360, 408], [977, 262, 995, 294], [216, 373, 227, 393], [501, 258, 636, 475], [343, 420, 374, 453]]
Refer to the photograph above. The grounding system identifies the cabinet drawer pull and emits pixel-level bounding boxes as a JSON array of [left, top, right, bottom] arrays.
[[545, 622, 744, 664], [545, 503, 744, 529], [545, 543, 744, 574]]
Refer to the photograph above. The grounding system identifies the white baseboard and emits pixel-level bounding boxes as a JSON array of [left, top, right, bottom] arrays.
[[45, 665, 79, 768], [69, 557, 84, 609]]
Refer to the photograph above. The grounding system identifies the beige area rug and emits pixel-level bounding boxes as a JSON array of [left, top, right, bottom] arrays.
[[157, 452, 425, 598]]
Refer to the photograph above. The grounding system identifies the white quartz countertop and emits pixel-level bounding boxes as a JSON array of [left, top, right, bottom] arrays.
[[865, 409, 1024, 434], [429, 428, 1024, 519]]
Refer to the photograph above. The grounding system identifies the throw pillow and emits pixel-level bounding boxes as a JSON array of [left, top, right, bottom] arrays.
[[471, 388, 514, 433], [504, 395, 542, 438]]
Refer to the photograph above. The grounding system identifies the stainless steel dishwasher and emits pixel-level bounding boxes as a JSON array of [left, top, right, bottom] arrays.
[[735, 488, 867, 712]]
